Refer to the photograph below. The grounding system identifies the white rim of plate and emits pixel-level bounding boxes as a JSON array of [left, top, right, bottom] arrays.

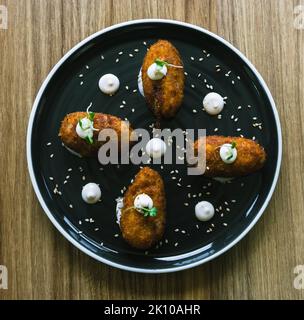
[[26, 19, 282, 274]]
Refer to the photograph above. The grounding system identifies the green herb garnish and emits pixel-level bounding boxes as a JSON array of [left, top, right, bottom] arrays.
[[226, 154, 233, 161], [85, 135, 94, 145], [155, 58, 167, 68], [231, 141, 236, 149], [154, 58, 183, 69], [88, 111, 95, 122], [126, 206, 158, 217], [78, 119, 84, 130]]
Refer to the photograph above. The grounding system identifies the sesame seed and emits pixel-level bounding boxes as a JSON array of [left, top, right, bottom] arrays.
[[50, 154, 54, 158], [174, 242, 179, 247], [237, 106, 242, 110], [118, 51, 123, 55], [236, 128, 242, 132], [216, 68, 221, 72], [85, 65, 89, 69], [214, 128, 218, 132], [134, 48, 139, 52], [79, 74, 83, 78], [223, 223, 228, 227], [133, 89, 137, 93], [101, 55, 104, 60], [69, 204, 73, 209], [143, 41, 147, 45], [174, 228, 179, 232], [129, 53, 134, 57], [198, 73, 201, 78], [79, 220, 82, 225], [199, 57, 204, 61], [114, 234, 119, 238], [131, 108, 135, 113], [125, 86, 129, 90], [46, 142, 52, 146], [82, 176, 86, 181], [80, 81, 84, 86], [184, 72, 188, 76], [191, 57, 195, 61], [49, 177, 54, 181], [68, 168, 72, 172], [115, 58, 119, 63], [232, 80, 235, 84], [184, 202, 189, 206], [193, 109, 197, 113]]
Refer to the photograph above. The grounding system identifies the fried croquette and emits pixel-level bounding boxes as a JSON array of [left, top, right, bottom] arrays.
[[59, 112, 133, 157], [142, 40, 185, 120], [193, 136, 266, 177], [120, 167, 166, 250]]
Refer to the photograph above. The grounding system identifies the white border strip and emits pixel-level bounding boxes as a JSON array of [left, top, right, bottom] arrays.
[[26, 19, 282, 273]]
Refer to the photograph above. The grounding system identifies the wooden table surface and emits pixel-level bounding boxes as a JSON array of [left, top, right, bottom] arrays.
[[0, 0, 303, 300]]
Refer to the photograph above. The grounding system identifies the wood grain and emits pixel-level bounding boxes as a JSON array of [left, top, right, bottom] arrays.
[[0, 0, 303, 300]]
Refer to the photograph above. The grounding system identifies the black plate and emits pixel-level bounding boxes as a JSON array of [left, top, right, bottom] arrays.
[[27, 20, 281, 273]]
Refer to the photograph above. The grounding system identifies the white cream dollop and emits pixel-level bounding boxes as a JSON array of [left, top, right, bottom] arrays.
[[134, 193, 153, 213], [219, 143, 237, 164], [76, 117, 94, 140], [147, 63, 167, 80], [203, 92, 225, 115], [195, 201, 215, 221], [81, 183, 101, 204], [98, 73, 120, 95], [145, 138, 167, 159]]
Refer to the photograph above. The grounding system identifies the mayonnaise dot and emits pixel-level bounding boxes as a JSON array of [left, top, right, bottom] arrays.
[[81, 183, 101, 204], [145, 138, 167, 159], [219, 143, 237, 164], [134, 193, 153, 213], [203, 92, 225, 115], [98, 74, 120, 95], [147, 63, 167, 80], [195, 201, 215, 221]]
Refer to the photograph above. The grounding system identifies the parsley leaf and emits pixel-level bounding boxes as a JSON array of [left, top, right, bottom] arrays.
[[88, 111, 95, 122]]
